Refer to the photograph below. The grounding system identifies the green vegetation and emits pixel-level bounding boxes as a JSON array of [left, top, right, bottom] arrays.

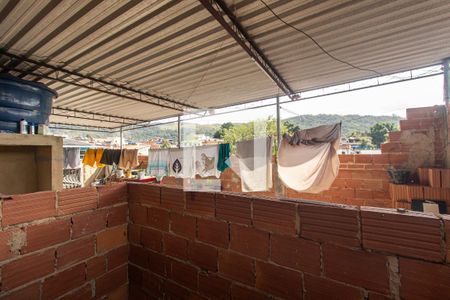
[[160, 139, 172, 149], [213, 122, 234, 139], [368, 122, 399, 147]]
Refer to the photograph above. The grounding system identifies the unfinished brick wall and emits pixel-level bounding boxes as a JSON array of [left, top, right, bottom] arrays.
[[128, 183, 450, 300], [382, 105, 447, 169], [0, 183, 129, 299], [390, 167, 450, 210]]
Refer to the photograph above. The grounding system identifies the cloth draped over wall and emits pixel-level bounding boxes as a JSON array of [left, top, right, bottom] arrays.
[[236, 137, 273, 192], [277, 123, 341, 193]]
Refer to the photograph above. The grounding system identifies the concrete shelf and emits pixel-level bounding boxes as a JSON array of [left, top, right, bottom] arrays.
[[0, 133, 63, 195]]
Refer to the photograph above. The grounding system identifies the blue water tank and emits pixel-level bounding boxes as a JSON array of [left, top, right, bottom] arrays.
[[0, 73, 57, 132]]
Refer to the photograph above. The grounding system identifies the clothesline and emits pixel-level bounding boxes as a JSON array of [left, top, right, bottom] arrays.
[[81, 148, 139, 170], [147, 143, 231, 180], [64, 123, 340, 194]]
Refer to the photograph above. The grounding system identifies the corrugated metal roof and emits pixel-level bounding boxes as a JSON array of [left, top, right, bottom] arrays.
[[1, 0, 449, 129]]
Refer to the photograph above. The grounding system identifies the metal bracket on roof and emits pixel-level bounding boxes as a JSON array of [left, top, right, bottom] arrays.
[[199, 0, 297, 100], [52, 107, 146, 125], [0, 49, 199, 112]]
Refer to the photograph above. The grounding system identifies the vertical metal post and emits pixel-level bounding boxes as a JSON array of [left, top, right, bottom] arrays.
[[119, 126, 123, 150], [275, 96, 283, 197], [276, 96, 281, 148], [444, 59, 450, 168], [444, 58, 450, 106], [177, 115, 181, 148]]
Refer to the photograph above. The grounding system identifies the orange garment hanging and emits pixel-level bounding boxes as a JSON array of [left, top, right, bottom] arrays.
[[95, 148, 105, 168], [82, 148, 105, 168], [82, 149, 96, 167]]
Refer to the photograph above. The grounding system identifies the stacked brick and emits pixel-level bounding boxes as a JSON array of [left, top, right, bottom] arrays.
[[128, 183, 450, 300], [381, 105, 447, 167], [0, 183, 129, 300], [391, 167, 450, 210]]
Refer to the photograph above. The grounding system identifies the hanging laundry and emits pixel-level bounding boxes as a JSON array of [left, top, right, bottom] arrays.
[[147, 149, 169, 180], [277, 123, 341, 193], [100, 149, 122, 166], [82, 148, 105, 168], [64, 148, 81, 169], [194, 145, 220, 178], [169, 147, 194, 178], [118, 149, 139, 170], [236, 137, 273, 192], [217, 143, 231, 172], [94, 148, 105, 168], [82, 148, 96, 167]]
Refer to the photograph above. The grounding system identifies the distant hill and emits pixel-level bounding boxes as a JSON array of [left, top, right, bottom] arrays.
[[282, 114, 403, 137], [52, 114, 403, 142]]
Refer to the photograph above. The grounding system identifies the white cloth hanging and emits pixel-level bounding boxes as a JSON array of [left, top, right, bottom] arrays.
[[277, 123, 341, 193], [147, 149, 169, 180], [194, 145, 221, 178], [64, 148, 81, 169], [168, 147, 194, 178], [236, 137, 273, 192]]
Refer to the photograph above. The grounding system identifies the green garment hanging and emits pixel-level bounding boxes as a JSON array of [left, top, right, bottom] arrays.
[[217, 143, 231, 172]]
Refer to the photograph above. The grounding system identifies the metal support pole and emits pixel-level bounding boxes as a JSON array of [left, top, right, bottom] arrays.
[[177, 115, 181, 148], [276, 96, 281, 149], [444, 58, 450, 106], [275, 96, 283, 197], [443, 59, 450, 168], [119, 126, 123, 150]]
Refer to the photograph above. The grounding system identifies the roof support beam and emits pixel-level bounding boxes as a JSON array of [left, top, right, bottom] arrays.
[[7, 65, 188, 113], [49, 122, 114, 132], [52, 107, 145, 125], [199, 0, 296, 99], [0, 49, 199, 111]]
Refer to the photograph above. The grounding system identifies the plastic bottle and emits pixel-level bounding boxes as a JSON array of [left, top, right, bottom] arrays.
[[29, 123, 35, 134], [19, 119, 28, 134]]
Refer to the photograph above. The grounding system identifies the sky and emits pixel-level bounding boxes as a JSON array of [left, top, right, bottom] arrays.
[[184, 71, 444, 125]]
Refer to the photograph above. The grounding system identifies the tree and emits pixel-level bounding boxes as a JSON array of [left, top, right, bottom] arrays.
[[369, 122, 398, 148], [359, 136, 374, 149], [160, 139, 172, 149], [213, 122, 234, 139], [283, 120, 300, 135], [222, 117, 285, 154]]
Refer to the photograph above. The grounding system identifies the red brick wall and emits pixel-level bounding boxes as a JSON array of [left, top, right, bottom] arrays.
[[382, 105, 447, 169], [0, 183, 129, 300], [128, 183, 450, 300], [160, 154, 393, 208], [2, 183, 450, 299]]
